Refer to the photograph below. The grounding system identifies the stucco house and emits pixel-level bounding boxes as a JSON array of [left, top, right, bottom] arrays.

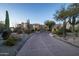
[[32, 24, 41, 31]]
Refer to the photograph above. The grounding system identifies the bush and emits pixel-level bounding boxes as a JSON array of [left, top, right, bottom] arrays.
[[56, 28, 63, 35], [10, 33, 20, 41], [17, 30, 23, 34], [26, 30, 31, 34], [66, 29, 72, 32], [31, 29, 35, 33], [52, 28, 56, 34], [52, 28, 63, 35], [4, 36, 17, 46], [75, 30, 78, 37], [34, 28, 40, 32], [2, 30, 11, 40], [13, 27, 23, 34]]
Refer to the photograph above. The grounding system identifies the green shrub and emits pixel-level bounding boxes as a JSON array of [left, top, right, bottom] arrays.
[[34, 28, 40, 32], [4, 36, 17, 46], [31, 29, 35, 33], [52, 28, 56, 34], [56, 28, 63, 35], [13, 27, 23, 34], [66, 29, 72, 32], [2, 30, 11, 40], [52, 28, 63, 35], [75, 30, 78, 37]]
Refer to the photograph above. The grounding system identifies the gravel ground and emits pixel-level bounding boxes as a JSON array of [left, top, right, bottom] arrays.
[[0, 33, 29, 56], [51, 33, 79, 48]]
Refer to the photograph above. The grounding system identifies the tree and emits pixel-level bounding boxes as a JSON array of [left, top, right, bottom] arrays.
[[44, 20, 55, 31], [68, 16, 79, 32], [54, 3, 79, 38], [54, 7, 68, 38], [67, 3, 79, 36], [0, 21, 5, 33], [27, 19, 30, 34], [5, 10, 10, 29], [2, 10, 11, 40]]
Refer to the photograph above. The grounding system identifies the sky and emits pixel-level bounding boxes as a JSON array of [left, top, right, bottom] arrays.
[[0, 3, 69, 27]]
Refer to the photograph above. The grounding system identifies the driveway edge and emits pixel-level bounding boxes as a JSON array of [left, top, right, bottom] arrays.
[[15, 33, 33, 56], [50, 33, 79, 48]]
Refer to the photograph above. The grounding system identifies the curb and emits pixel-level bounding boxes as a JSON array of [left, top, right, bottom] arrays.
[[15, 34, 32, 56], [52, 34, 79, 48], [54, 37, 79, 48]]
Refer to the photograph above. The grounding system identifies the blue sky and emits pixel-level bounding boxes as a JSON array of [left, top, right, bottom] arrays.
[[0, 3, 68, 27]]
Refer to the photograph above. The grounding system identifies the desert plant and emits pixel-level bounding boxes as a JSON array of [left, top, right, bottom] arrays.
[[14, 27, 23, 34], [31, 29, 35, 33], [2, 30, 11, 40], [44, 20, 55, 31], [67, 4, 79, 37], [52, 27, 63, 36], [57, 28, 63, 35], [66, 29, 72, 33], [75, 30, 78, 37], [54, 7, 68, 38], [0, 21, 5, 33], [52, 28, 57, 34], [4, 36, 17, 46]]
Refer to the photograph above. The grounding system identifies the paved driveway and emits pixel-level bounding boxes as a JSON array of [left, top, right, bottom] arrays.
[[17, 32, 79, 56]]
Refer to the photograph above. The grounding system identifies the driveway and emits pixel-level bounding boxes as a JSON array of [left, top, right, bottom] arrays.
[[17, 32, 79, 56]]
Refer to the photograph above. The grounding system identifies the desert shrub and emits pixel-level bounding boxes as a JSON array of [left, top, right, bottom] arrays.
[[34, 28, 37, 31], [74, 30, 78, 37], [2, 30, 11, 40], [31, 29, 35, 33], [57, 28, 63, 35], [23, 29, 31, 34], [13, 27, 23, 34], [11, 33, 19, 40], [66, 29, 72, 32], [0, 22, 5, 33], [17, 30, 23, 34], [52, 28, 63, 35], [26, 30, 31, 34], [34, 28, 40, 32], [4, 36, 17, 46], [52, 28, 56, 34]]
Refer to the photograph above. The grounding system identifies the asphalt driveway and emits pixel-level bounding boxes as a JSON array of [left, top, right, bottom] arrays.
[[17, 32, 79, 56]]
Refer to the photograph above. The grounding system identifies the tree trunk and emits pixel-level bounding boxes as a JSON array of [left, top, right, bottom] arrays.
[[63, 19, 66, 39], [72, 24, 75, 40], [72, 25, 75, 33]]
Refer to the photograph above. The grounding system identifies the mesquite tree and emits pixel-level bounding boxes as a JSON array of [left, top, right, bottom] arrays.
[[54, 7, 68, 38]]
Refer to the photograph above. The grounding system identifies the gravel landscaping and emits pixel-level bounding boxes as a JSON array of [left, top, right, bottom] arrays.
[[0, 33, 29, 56], [50, 33, 79, 48]]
